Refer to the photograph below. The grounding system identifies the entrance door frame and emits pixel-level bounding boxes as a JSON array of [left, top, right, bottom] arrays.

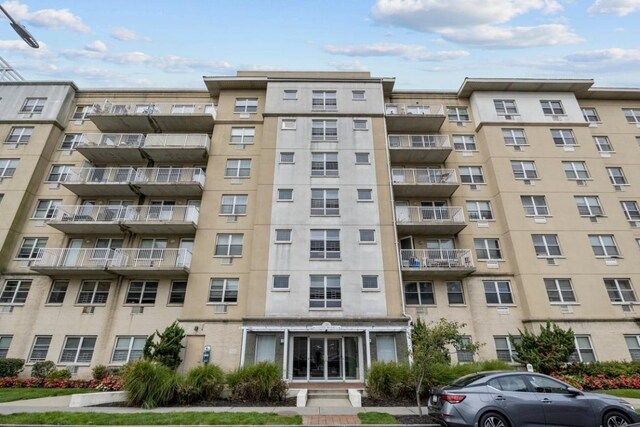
[[288, 334, 363, 382]]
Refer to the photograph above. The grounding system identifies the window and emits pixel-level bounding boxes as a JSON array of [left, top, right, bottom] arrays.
[[60, 336, 96, 364], [532, 234, 562, 257], [0, 159, 18, 177], [47, 280, 68, 304], [622, 201, 640, 221], [483, 280, 514, 304], [502, 128, 527, 146], [220, 194, 247, 215], [569, 336, 595, 362], [376, 336, 397, 362], [208, 278, 239, 303], [466, 201, 493, 220], [475, 238, 502, 260], [551, 129, 576, 146], [607, 167, 628, 185], [623, 108, 640, 123], [521, 195, 549, 216], [582, 107, 599, 123], [60, 133, 83, 150], [540, 100, 564, 115], [275, 229, 292, 243], [494, 336, 519, 362], [593, 136, 613, 153], [283, 90, 297, 100], [353, 119, 368, 130], [311, 189, 339, 215], [125, 281, 158, 305], [255, 335, 276, 362], [494, 99, 518, 115], [224, 159, 251, 178], [311, 119, 338, 141], [72, 105, 93, 121], [16, 237, 47, 259], [453, 135, 476, 151], [281, 119, 296, 130], [575, 196, 603, 216], [0, 336, 10, 359], [312, 90, 337, 111], [447, 106, 469, 121], [544, 278, 576, 303], [355, 152, 370, 164], [362, 275, 378, 290], [625, 335, 640, 361], [562, 161, 589, 180], [456, 336, 474, 363], [352, 90, 366, 100], [0, 279, 31, 304], [168, 280, 186, 304], [32, 199, 61, 219], [446, 281, 465, 304], [604, 279, 637, 303], [111, 336, 145, 363], [511, 161, 538, 179], [5, 126, 33, 144], [46, 164, 74, 182], [280, 152, 294, 163], [359, 229, 375, 243], [273, 275, 290, 290], [309, 275, 341, 308], [310, 229, 340, 259], [357, 189, 373, 201], [589, 234, 619, 257], [404, 281, 434, 305], [76, 281, 110, 305], [20, 97, 46, 114], [311, 152, 338, 176], [214, 234, 243, 257], [234, 98, 258, 113], [230, 127, 255, 144], [28, 336, 51, 362], [277, 188, 293, 201], [459, 166, 484, 184]]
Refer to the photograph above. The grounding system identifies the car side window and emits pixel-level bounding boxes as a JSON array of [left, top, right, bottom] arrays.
[[493, 375, 528, 392], [526, 375, 568, 394]]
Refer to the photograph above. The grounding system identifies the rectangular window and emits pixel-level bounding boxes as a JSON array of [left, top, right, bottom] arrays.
[[310, 229, 340, 259], [281, 119, 296, 130], [312, 90, 337, 111], [562, 161, 590, 180], [60, 133, 83, 150], [214, 234, 243, 257], [593, 136, 613, 153], [32, 199, 61, 219], [362, 275, 379, 290], [502, 128, 527, 146], [20, 97, 46, 114], [520, 195, 549, 216], [459, 166, 484, 184], [494, 99, 518, 115], [475, 238, 502, 260], [224, 159, 251, 178], [111, 336, 146, 363], [59, 336, 96, 363], [604, 279, 637, 303], [589, 234, 619, 257], [569, 336, 596, 362], [280, 152, 294, 163], [312, 120, 338, 141], [283, 90, 297, 100], [622, 201, 640, 221], [234, 98, 258, 113], [359, 229, 375, 243], [0, 279, 31, 304], [273, 275, 290, 290], [623, 108, 640, 123], [625, 335, 640, 361], [0, 336, 10, 359], [277, 188, 293, 201], [275, 229, 292, 243], [208, 278, 239, 303], [230, 127, 255, 144], [582, 107, 599, 123], [125, 280, 158, 305], [541, 100, 564, 115], [544, 278, 576, 303], [447, 281, 465, 304], [28, 336, 51, 362], [311, 189, 339, 215], [551, 129, 576, 146], [355, 152, 370, 164], [511, 161, 538, 179], [76, 281, 110, 305], [168, 280, 187, 305], [16, 237, 47, 259], [607, 167, 628, 185], [311, 152, 338, 176], [575, 196, 603, 216], [46, 164, 74, 182], [309, 275, 341, 308], [72, 105, 93, 121], [447, 106, 469, 121], [357, 189, 373, 201], [456, 336, 475, 363], [352, 90, 366, 100], [0, 159, 18, 178], [5, 126, 33, 144], [353, 119, 368, 130], [404, 281, 434, 305], [220, 194, 248, 215], [47, 280, 68, 304], [376, 335, 396, 362], [532, 234, 562, 257], [255, 335, 276, 362], [494, 336, 519, 363], [453, 135, 476, 151], [466, 200, 493, 220], [483, 280, 514, 305]]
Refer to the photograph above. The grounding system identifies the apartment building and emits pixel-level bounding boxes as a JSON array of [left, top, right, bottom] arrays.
[[0, 72, 639, 381]]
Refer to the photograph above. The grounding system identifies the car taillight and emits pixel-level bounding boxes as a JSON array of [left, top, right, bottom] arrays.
[[441, 394, 466, 403]]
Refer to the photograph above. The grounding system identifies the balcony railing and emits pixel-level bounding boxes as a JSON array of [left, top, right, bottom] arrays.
[[109, 248, 192, 269], [31, 248, 192, 271], [392, 168, 458, 185], [143, 134, 210, 150], [31, 248, 114, 270], [396, 207, 465, 225], [388, 134, 450, 149], [400, 249, 474, 270], [62, 167, 205, 186], [133, 168, 205, 186], [90, 102, 216, 118], [49, 205, 126, 223], [48, 205, 199, 225], [124, 205, 199, 224], [78, 133, 144, 149], [385, 104, 444, 116]]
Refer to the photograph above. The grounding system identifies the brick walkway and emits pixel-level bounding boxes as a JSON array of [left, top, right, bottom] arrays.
[[302, 415, 361, 425]]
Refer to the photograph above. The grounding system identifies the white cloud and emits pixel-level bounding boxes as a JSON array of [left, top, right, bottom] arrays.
[[0, 39, 50, 57], [323, 43, 469, 61], [441, 24, 583, 48], [110, 27, 151, 42], [61, 48, 153, 65], [1, 0, 90, 33], [588, 0, 640, 15], [158, 55, 232, 73], [86, 40, 108, 52], [516, 48, 640, 73], [328, 60, 369, 71]]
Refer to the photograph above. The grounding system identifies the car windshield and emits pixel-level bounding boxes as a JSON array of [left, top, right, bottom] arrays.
[[449, 373, 491, 388]]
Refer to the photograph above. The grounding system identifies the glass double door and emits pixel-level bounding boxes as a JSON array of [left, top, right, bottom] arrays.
[[292, 336, 360, 381]]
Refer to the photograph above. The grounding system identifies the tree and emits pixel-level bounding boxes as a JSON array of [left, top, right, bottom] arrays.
[[510, 321, 575, 374], [410, 318, 480, 416], [143, 321, 186, 370]]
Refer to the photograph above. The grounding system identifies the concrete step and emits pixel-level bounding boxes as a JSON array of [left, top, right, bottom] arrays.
[[307, 389, 349, 400], [305, 397, 352, 407]]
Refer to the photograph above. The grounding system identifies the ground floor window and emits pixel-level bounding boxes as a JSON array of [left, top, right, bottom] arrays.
[[375, 335, 396, 362], [255, 335, 276, 362]]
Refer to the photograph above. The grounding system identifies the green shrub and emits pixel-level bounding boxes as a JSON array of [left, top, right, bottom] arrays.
[[121, 359, 180, 408], [31, 361, 56, 379], [180, 364, 225, 403], [366, 362, 413, 400], [435, 360, 514, 386], [91, 364, 112, 381], [561, 361, 640, 378], [226, 362, 287, 402], [46, 369, 72, 381], [0, 359, 25, 377], [143, 321, 185, 370]]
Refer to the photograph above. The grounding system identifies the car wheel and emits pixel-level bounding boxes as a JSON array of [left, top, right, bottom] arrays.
[[479, 412, 510, 427], [603, 411, 630, 427]]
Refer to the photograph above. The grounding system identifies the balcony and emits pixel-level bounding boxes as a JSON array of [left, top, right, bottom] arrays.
[[76, 133, 145, 163], [142, 134, 210, 162], [89, 102, 215, 133], [47, 205, 125, 234], [391, 168, 459, 197], [395, 206, 466, 235], [122, 205, 199, 234], [132, 168, 205, 197], [30, 248, 114, 277], [385, 103, 445, 132], [62, 167, 138, 197], [388, 134, 451, 163], [400, 249, 475, 278]]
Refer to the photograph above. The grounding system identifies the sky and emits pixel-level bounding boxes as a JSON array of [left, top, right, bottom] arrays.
[[1, 0, 640, 90]]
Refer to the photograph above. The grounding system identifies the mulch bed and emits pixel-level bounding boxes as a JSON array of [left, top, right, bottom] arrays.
[[94, 397, 297, 408], [361, 396, 419, 406], [395, 414, 440, 425]]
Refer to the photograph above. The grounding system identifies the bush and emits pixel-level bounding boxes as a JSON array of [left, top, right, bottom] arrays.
[[0, 377, 97, 388], [121, 359, 180, 408], [143, 321, 185, 370], [92, 364, 112, 381], [180, 364, 225, 403], [45, 369, 72, 381], [366, 362, 413, 400], [96, 375, 123, 392], [31, 361, 56, 379], [226, 362, 287, 402], [433, 360, 514, 386], [0, 358, 24, 377], [561, 361, 640, 378]]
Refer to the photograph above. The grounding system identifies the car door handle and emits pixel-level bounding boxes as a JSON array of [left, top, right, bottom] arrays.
[[541, 398, 553, 404], [495, 396, 506, 401]]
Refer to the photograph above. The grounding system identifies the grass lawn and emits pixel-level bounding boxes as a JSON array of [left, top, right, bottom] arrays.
[[598, 389, 640, 399], [0, 388, 96, 403], [358, 412, 399, 424], [0, 412, 302, 425]]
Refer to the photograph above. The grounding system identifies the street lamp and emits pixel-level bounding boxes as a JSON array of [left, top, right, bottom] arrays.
[[0, 5, 39, 48]]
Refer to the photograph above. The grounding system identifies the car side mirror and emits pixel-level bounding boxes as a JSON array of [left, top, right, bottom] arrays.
[[566, 387, 583, 396]]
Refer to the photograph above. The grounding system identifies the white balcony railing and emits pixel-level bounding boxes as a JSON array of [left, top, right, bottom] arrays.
[[31, 248, 192, 270], [388, 134, 450, 149], [78, 133, 145, 149], [31, 248, 114, 269], [110, 248, 192, 269], [62, 167, 205, 186], [49, 205, 127, 223], [48, 205, 199, 225], [133, 168, 205, 186], [391, 168, 458, 185], [143, 134, 211, 150], [385, 103, 444, 116], [400, 249, 474, 270], [90, 102, 216, 119], [396, 206, 465, 225]]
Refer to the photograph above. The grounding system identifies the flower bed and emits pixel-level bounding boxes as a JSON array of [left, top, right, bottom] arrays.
[[553, 373, 640, 391], [0, 375, 121, 391]]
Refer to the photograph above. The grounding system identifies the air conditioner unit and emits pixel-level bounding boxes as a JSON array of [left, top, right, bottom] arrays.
[[551, 115, 562, 121], [66, 365, 79, 374], [547, 258, 558, 266], [614, 185, 624, 191], [589, 216, 599, 223], [226, 216, 238, 223], [588, 123, 598, 128], [1, 306, 14, 313], [415, 307, 427, 315], [523, 179, 531, 185], [560, 305, 573, 314], [457, 122, 466, 127], [219, 257, 232, 265], [513, 146, 522, 151], [234, 144, 246, 150], [496, 306, 509, 315], [622, 304, 634, 313], [576, 180, 586, 186], [131, 306, 144, 314], [214, 304, 228, 314], [469, 184, 478, 190], [82, 306, 95, 314], [503, 115, 513, 120]]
